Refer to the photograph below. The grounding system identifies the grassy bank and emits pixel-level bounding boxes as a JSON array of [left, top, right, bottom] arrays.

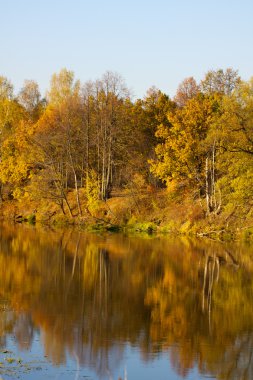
[[1, 187, 253, 242]]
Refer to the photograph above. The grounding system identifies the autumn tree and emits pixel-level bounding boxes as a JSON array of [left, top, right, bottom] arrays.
[[0, 76, 13, 100], [219, 78, 253, 155], [31, 69, 84, 216], [212, 78, 253, 216], [150, 93, 223, 213], [0, 76, 31, 200], [150, 69, 243, 215], [18, 79, 44, 121], [174, 77, 199, 107], [200, 68, 241, 95], [127, 87, 175, 188], [88, 72, 131, 199]]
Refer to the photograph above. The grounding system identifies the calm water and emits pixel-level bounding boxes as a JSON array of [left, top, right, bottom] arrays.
[[0, 223, 253, 380]]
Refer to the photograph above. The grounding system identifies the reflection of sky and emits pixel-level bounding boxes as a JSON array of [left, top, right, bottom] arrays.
[[2, 329, 213, 380], [0, 331, 213, 380], [125, 345, 206, 380]]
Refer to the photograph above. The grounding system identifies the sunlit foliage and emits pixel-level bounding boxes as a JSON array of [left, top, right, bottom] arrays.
[[0, 68, 252, 229]]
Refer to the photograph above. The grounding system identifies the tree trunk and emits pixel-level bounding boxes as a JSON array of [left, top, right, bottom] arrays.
[[68, 147, 82, 217], [205, 156, 211, 215]]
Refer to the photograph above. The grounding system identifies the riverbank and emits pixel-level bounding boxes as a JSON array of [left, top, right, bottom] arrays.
[[1, 188, 253, 241]]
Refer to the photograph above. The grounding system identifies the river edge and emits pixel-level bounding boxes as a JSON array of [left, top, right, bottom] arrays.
[[0, 189, 252, 243], [0, 213, 251, 244]]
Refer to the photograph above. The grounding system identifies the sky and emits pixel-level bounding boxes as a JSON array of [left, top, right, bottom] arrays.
[[1, 0, 253, 99]]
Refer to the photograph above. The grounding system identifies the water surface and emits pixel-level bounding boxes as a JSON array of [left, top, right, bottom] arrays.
[[0, 223, 253, 379]]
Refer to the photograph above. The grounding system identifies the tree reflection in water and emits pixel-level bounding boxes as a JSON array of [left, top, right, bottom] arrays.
[[0, 223, 253, 379]]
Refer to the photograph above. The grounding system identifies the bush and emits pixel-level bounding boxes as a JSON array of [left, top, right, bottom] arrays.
[[27, 214, 36, 225]]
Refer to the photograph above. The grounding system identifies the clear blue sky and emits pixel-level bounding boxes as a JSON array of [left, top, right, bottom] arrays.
[[1, 0, 253, 99]]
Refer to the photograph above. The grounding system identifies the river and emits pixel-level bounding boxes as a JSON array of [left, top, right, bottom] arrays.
[[0, 223, 252, 379]]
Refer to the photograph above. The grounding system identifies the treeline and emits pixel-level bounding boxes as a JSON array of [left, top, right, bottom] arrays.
[[0, 68, 252, 226]]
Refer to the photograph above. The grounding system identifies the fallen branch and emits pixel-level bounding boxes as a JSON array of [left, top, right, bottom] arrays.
[[197, 229, 226, 237]]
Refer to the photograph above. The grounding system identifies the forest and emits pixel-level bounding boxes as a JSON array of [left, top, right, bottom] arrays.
[[0, 68, 252, 238]]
